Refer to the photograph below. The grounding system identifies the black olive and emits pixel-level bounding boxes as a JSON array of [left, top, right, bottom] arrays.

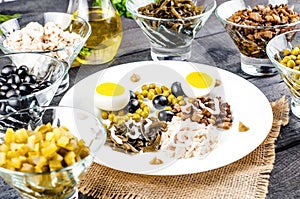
[[29, 83, 38, 91], [10, 84, 18, 90], [23, 75, 37, 84], [18, 84, 31, 95], [0, 91, 6, 99], [158, 110, 174, 122], [0, 77, 6, 84], [7, 74, 21, 85], [6, 89, 20, 98], [1, 65, 16, 76], [127, 98, 140, 113], [171, 81, 185, 97], [16, 65, 29, 79], [39, 81, 52, 90], [0, 102, 6, 114], [152, 95, 168, 109], [0, 85, 10, 92], [129, 90, 136, 99]]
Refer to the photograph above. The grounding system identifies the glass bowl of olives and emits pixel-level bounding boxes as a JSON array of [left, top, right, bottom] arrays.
[[0, 53, 68, 118], [215, 0, 300, 76], [0, 12, 91, 94], [126, 0, 216, 61], [266, 29, 300, 118], [0, 106, 107, 199]]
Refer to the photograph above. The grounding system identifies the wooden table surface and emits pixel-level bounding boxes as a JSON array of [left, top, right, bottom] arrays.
[[0, 0, 299, 198]]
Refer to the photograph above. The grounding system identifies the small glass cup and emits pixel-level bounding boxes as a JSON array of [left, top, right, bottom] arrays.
[[267, 29, 300, 118], [126, 0, 216, 61], [0, 106, 106, 199], [215, 0, 300, 76]]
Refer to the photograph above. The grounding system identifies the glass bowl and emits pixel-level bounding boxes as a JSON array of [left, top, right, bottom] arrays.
[[126, 0, 216, 61], [0, 53, 67, 118], [0, 106, 106, 199], [266, 29, 300, 118], [216, 0, 300, 76], [0, 12, 92, 94]]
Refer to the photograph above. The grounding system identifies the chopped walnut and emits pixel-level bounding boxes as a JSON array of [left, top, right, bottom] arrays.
[[226, 4, 300, 59], [239, 121, 250, 132]]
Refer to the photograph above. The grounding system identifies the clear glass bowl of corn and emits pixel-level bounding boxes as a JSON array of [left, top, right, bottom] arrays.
[[0, 106, 106, 199], [267, 29, 300, 118]]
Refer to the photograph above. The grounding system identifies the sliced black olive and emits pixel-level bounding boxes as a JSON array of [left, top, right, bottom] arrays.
[[152, 95, 168, 109], [1, 65, 16, 76], [127, 98, 140, 113], [158, 110, 174, 122], [171, 81, 185, 97]]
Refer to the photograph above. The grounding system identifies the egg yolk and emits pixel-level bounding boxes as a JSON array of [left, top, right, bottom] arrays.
[[96, 82, 125, 96], [186, 72, 213, 88]]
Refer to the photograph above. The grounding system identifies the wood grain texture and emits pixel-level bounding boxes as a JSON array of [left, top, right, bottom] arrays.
[[0, 0, 299, 198]]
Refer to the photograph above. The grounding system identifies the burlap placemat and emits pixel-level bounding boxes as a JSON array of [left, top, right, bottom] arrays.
[[79, 96, 289, 199]]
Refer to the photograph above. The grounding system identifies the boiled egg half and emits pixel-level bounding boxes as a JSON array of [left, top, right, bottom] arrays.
[[181, 71, 215, 97], [94, 82, 129, 111]]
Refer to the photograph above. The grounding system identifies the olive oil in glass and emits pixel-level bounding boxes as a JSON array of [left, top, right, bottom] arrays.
[[68, 0, 123, 65]]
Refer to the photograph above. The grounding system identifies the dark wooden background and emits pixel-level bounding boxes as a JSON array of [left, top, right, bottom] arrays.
[[0, 0, 299, 198]]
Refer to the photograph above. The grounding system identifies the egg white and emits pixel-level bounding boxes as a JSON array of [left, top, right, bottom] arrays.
[[94, 83, 130, 111]]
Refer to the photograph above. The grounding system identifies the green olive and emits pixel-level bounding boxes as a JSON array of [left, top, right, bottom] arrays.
[[132, 114, 141, 122], [147, 91, 155, 100], [101, 111, 108, 119], [140, 111, 149, 118], [293, 66, 300, 71], [287, 60, 296, 68], [141, 84, 149, 90], [136, 108, 143, 115], [155, 86, 162, 94], [141, 90, 148, 98], [290, 55, 297, 60], [162, 90, 170, 96], [283, 49, 291, 56], [282, 56, 291, 63], [149, 83, 156, 89], [291, 47, 300, 56], [137, 94, 144, 101], [108, 113, 115, 121]]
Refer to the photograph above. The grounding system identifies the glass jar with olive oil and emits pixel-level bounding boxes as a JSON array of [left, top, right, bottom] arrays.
[[67, 0, 122, 65]]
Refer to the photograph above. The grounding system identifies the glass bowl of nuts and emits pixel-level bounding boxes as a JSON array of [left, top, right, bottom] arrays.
[[126, 0, 216, 61], [0, 12, 91, 94], [0, 53, 67, 118], [266, 29, 300, 118], [216, 0, 300, 76], [0, 106, 106, 199]]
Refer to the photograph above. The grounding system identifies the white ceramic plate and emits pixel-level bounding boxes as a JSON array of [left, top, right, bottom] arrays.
[[59, 61, 273, 175]]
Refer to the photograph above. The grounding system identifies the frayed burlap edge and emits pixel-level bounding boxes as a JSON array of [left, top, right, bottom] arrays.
[[254, 96, 289, 199], [79, 96, 289, 199]]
